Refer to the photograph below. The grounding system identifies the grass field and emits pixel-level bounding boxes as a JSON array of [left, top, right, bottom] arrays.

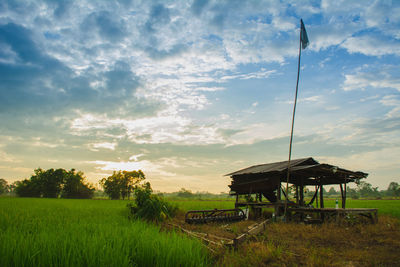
[[1, 197, 399, 267], [0, 197, 210, 267]]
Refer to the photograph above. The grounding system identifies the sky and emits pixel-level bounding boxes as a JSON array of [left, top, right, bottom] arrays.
[[0, 0, 399, 193]]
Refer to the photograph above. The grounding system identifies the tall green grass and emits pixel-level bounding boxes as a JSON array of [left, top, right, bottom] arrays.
[[0, 198, 210, 267]]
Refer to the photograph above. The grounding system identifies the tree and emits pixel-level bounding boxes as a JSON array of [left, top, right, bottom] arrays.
[[356, 181, 380, 198], [100, 170, 145, 200], [347, 186, 359, 199], [177, 188, 194, 198], [61, 169, 95, 199], [0, 178, 9, 194], [14, 168, 94, 199], [32, 168, 65, 198], [14, 179, 41, 197], [327, 187, 337, 196], [387, 182, 400, 198]]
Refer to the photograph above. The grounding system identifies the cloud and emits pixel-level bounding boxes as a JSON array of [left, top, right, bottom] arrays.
[[341, 35, 400, 57], [144, 3, 171, 34], [80, 11, 127, 42], [92, 142, 117, 151], [191, 0, 209, 16], [89, 159, 176, 177], [343, 65, 400, 91], [1, 0, 399, 192]]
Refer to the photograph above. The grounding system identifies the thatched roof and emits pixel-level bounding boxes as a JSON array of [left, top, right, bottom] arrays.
[[226, 157, 368, 195]]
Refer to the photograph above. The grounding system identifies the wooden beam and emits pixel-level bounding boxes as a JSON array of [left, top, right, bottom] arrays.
[[233, 219, 269, 248]]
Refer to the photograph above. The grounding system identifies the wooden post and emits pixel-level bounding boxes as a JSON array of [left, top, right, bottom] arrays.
[[315, 185, 319, 208], [319, 184, 324, 208], [295, 185, 299, 204], [235, 194, 239, 208], [300, 178, 304, 206], [340, 184, 345, 209], [343, 180, 347, 209], [319, 182, 325, 221], [277, 183, 281, 201]]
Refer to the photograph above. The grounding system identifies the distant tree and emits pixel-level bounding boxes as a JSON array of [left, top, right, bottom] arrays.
[[327, 187, 337, 196], [100, 170, 145, 200], [32, 168, 65, 198], [14, 168, 94, 199], [357, 181, 380, 198], [177, 188, 194, 198], [347, 186, 359, 199], [15, 179, 41, 197], [61, 169, 95, 199], [387, 182, 400, 198], [0, 178, 9, 194]]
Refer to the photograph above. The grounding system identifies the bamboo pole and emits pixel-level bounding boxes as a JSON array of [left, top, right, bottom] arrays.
[[284, 19, 303, 219]]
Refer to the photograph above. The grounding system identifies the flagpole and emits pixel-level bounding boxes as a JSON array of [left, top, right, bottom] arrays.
[[284, 19, 303, 220]]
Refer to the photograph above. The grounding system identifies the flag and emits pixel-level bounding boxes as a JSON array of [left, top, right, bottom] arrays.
[[300, 19, 309, 49]]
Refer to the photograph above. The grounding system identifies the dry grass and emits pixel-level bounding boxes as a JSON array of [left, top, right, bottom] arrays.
[[166, 210, 258, 240], [164, 207, 400, 266], [218, 215, 400, 267]]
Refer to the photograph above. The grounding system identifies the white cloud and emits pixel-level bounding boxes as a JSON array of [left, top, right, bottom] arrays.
[[379, 95, 400, 118], [343, 66, 400, 91], [89, 159, 176, 178], [129, 154, 144, 161], [71, 112, 225, 145], [221, 69, 277, 81], [92, 142, 117, 150], [341, 36, 400, 57]]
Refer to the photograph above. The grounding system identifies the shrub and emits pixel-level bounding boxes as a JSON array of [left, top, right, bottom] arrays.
[[128, 182, 178, 222]]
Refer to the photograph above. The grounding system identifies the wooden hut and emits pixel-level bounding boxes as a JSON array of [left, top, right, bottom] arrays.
[[226, 157, 377, 222]]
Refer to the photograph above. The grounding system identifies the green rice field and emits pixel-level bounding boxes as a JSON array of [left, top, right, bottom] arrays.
[[1, 197, 399, 267], [0, 197, 210, 267]]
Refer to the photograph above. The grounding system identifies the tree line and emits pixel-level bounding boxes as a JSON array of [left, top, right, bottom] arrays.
[[1, 168, 95, 199], [0, 168, 147, 200], [305, 181, 400, 199], [1, 170, 399, 200]]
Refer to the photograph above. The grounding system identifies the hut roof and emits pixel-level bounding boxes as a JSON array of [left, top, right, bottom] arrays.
[[226, 157, 317, 176], [226, 157, 367, 190]]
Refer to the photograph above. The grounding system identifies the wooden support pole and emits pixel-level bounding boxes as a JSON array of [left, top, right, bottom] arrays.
[[300, 178, 304, 206], [295, 185, 299, 204], [277, 183, 281, 201], [340, 184, 345, 209], [320, 184, 324, 208], [320, 183, 325, 222], [235, 194, 239, 208], [343, 180, 347, 209], [315, 185, 319, 208]]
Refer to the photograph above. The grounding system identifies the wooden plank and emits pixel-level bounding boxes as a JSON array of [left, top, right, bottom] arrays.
[[233, 219, 270, 248]]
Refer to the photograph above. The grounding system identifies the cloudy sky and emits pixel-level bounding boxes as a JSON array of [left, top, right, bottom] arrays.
[[0, 0, 399, 192]]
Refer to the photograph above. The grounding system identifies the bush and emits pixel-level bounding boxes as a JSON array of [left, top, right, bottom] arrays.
[[128, 182, 178, 222]]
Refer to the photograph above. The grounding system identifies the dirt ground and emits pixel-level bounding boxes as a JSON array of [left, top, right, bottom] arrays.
[[164, 211, 400, 267]]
